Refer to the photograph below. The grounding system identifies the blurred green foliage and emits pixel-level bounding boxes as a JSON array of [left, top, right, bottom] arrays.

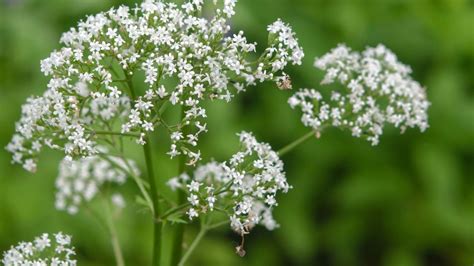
[[0, 0, 473, 265]]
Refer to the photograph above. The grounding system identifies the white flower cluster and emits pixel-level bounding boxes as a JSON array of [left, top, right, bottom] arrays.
[[55, 154, 139, 214], [5, 88, 130, 173], [168, 131, 289, 234], [2, 232, 76, 266], [289, 44, 430, 145], [7, 0, 304, 170]]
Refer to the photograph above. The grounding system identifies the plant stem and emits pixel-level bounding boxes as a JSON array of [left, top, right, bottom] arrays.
[[110, 229, 125, 266], [124, 71, 161, 266], [143, 138, 162, 266], [99, 154, 154, 214], [120, 155, 154, 214], [124, 72, 137, 100], [277, 130, 317, 156], [171, 106, 189, 265], [85, 195, 125, 266], [85, 204, 125, 266], [104, 203, 125, 266], [160, 203, 190, 220], [93, 131, 140, 138], [178, 224, 207, 266], [206, 220, 229, 230]]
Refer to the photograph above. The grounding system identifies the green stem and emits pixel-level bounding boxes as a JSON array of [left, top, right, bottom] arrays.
[[160, 203, 190, 220], [99, 154, 154, 214], [277, 130, 317, 156], [120, 159, 154, 212], [206, 220, 229, 230], [171, 107, 188, 265], [93, 130, 140, 138], [143, 138, 162, 266], [124, 72, 137, 100], [84, 197, 125, 266], [110, 227, 125, 266], [104, 201, 125, 266], [178, 223, 207, 266], [124, 71, 161, 266]]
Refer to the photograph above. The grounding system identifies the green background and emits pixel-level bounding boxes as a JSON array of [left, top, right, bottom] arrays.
[[0, 0, 473, 265]]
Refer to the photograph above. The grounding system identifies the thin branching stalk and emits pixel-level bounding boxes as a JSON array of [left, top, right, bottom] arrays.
[[178, 220, 207, 266], [92, 131, 140, 138], [160, 203, 191, 220], [98, 154, 154, 214], [206, 220, 229, 230], [277, 130, 318, 156], [83, 197, 125, 266], [104, 201, 125, 266], [109, 229, 125, 266]]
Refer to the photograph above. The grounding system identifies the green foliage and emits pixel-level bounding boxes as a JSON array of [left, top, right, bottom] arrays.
[[0, 0, 472, 265]]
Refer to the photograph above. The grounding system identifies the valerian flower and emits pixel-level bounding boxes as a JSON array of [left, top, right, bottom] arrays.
[[2, 232, 76, 266], [6, 0, 304, 170], [55, 152, 139, 214], [168, 131, 289, 234], [289, 44, 429, 145]]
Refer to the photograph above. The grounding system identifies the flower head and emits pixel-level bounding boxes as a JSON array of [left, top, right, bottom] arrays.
[[2, 232, 76, 266], [7, 0, 304, 170], [289, 44, 429, 144], [55, 152, 138, 214], [168, 131, 289, 234]]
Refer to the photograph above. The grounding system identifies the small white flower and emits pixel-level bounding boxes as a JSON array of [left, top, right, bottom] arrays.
[[34, 234, 51, 251], [111, 193, 126, 209], [187, 208, 199, 220], [187, 194, 200, 206], [54, 232, 71, 246], [2, 232, 76, 266], [142, 121, 154, 132], [187, 180, 201, 193], [166, 177, 182, 191]]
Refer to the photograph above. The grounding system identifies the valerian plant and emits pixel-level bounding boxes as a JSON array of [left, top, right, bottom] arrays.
[[4, 0, 429, 265]]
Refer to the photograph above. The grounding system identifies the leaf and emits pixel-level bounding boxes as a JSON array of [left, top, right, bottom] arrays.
[[135, 195, 152, 210]]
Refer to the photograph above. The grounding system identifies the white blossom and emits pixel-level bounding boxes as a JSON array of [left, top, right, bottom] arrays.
[[2, 232, 76, 266], [55, 152, 139, 214], [289, 44, 430, 145], [168, 132, 289, 234], [111, 193, 126, 209], [6, 0, 304, 169]]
